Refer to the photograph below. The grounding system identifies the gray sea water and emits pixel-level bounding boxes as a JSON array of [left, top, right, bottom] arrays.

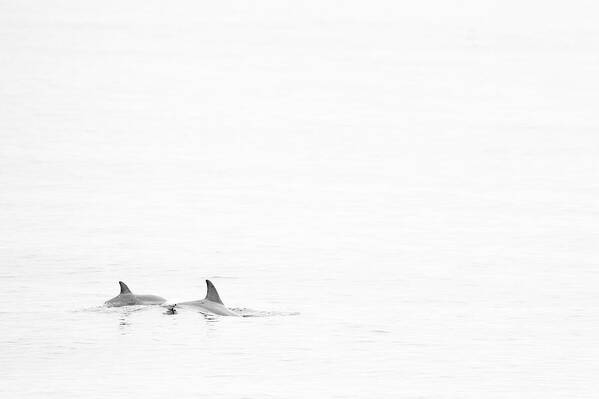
[[1, 1, 599, 397]]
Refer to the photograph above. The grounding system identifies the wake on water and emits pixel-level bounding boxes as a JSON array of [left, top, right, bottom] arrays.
[[164, 304, 299, 317], [75, 305, 299, 318]]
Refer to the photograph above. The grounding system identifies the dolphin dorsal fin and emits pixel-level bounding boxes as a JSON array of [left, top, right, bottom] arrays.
[[119, 281, 132, 294], [204, 280, 223, 304]]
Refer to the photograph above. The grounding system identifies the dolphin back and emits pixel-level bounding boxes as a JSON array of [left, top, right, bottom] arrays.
[[135, 294, 166, 305], [105, 281, 165, 306]]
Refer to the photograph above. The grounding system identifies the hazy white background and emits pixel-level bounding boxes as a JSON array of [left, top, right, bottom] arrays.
[[1, 1, 598, 397]]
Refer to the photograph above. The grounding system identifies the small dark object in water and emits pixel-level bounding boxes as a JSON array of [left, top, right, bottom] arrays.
[[165, 305, 177, 315]]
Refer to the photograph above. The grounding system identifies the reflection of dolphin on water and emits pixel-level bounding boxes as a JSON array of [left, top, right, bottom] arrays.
[[172, 280, 239, 316], [105, 281, 166, 307]]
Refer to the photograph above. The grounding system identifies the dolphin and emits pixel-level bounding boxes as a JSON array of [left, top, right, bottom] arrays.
[[174, 280, 239, 316], [105, 281, 167, 307]]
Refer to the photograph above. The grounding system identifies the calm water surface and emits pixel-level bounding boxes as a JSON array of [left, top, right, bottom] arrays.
[[1, 1, 599, 397]]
